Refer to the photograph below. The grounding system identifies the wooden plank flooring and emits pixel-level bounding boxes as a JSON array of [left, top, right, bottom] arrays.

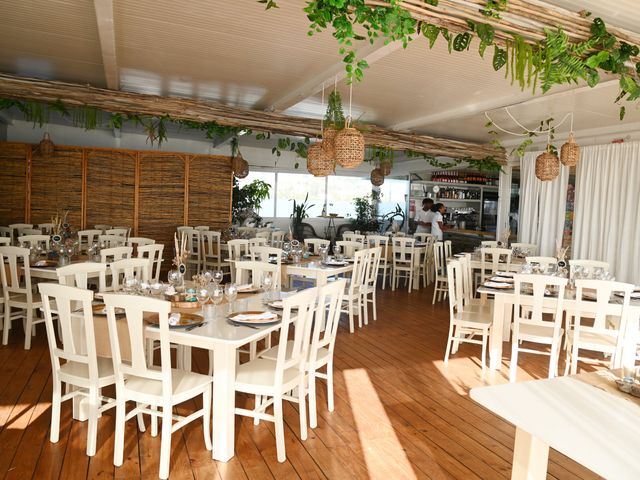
[[0, 285, 602, 479]]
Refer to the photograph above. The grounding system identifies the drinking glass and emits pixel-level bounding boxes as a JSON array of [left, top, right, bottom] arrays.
[[209, 284, 224, 317], [212, 270, 224, 286], [224, 283, 238, 312], [196, 288, 210, 315], [123, 276, 139, 294], [261, 272, 274, 301], [593, 267, 604, 280], [139, 281, 151, 296]]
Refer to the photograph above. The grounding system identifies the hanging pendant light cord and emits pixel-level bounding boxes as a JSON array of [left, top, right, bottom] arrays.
[[320, 82, 325, 138], [348, 81, 353, 127]]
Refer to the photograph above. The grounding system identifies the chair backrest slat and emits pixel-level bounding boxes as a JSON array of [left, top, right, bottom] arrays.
[[137, 244, 164, 283], [0, 246, 31, 297], [100, 246, 132, 263], [57, 262, 107, 292]]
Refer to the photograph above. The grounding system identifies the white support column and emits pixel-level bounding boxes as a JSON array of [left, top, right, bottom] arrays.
[[496, 163, 513, 241]]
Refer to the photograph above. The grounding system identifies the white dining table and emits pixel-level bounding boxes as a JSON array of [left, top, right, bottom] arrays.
[[471, 371, 640, 479], [283, 258, 353, 287]]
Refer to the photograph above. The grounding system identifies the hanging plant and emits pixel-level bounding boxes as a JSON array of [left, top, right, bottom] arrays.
[[230, 136, 249, 179], [323, 90, 345, 157]]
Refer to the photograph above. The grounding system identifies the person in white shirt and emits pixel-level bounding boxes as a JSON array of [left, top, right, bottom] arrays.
[[414, 198, 434, 233], [430, 203, 446, 240]]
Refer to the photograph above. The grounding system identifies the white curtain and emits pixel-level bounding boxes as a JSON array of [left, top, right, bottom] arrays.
[[518, 151, 569, 256], [573, 142, 640, 284]]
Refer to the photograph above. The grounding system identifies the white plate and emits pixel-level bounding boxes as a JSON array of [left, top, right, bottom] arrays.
[[323, 261, 347, 266], [614, 292, 640, 299], [228, 310, 279, 324], [490, 276, 514, 283], [495, 271, 514, 277], [484, 281, 513, 289]]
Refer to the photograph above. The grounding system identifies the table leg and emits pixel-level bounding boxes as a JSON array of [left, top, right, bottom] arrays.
[[489, 293, 506, 370], [212, 345, 237, 462], [511, 427, 549, 480]]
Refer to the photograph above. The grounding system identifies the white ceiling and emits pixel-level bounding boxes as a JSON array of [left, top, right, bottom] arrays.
[[0, 0, 639, 146]]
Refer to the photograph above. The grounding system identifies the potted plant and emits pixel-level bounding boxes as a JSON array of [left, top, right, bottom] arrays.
[[232, 178, 271, 225], [290, 193, 314, 240], [351, 195, 380, 233]]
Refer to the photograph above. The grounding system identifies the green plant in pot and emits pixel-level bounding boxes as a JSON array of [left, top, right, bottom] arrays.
[[351, 194, 380, 233], [290, 193, 314, 240], [322, 90, 345, 156], [232, 177, 271, 225]]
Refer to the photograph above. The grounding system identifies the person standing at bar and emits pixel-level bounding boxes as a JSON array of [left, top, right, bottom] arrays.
[[415, 198, 434, 234], [431, 203, 446, 240]]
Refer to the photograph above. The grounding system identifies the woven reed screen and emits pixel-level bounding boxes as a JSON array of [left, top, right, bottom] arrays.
[[138, 152, 186, 258], [188, 155, 233, 230], [0, 143, 233, 268], [0, 143, 28, 224], [86, 149, 136, 229], [31, 146, 83, 226]]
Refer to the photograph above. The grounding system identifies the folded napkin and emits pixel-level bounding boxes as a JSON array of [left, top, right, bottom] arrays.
[[236, 283, 255, 291], [268, 300, 284, 308], [232, 312, 276, 321], [169, 313, 181, 326]]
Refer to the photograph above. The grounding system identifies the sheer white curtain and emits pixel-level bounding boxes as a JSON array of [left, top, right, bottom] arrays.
[[518, 151, 569, 256], [573, 142, 640, 284]]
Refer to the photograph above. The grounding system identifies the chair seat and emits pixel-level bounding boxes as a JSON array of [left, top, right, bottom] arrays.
[[59, 356, 115, 386], [8, 292, 42, 306], [567, 330, 617, 349], [515, 323, 563, 342], [260, 341, 330, 365], [453, 311, 492, 328], [125, 369, 212, 404], [235, 358, 300, 391]]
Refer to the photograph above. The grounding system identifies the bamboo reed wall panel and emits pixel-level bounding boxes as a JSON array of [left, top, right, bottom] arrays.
[[0, 143, 27, 225], [30, 147, 82, 226], [86, 149, 135, 230], [188, 155, 232, 230], [138, 153, 186, 260]]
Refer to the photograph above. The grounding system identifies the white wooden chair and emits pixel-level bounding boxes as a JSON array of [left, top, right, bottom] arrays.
[[184, 228, 202, 275], [99, 234, 126, 248], [37, 223, 55, 235], [234, 287, 316, 462], [361, 246, 381, 325], [413, 233, 431, 243], [367, 235, 391, 289], [304, 238, 330, 255], [569, 259, 611, 278], [564, 280, 636, 375], [340, 249, 369, 332], [255, 231, 271, 244], [57, 262, 107, 292], [18, 234, 50, 250], [106, 228, 129, 237], [248, 237, 268, 253], [510, 274, 568, 383], [94, 224, 112, 233], [227, 239, 249, 282], [261, 279, 346, 428], [335, 240, 362, 259], [432, 241, 448, 303], [234, 260, 278, 289], [0, 246, 44, 349], [480, 247, 512, 284], [20, 227, 43, 236], [176, 226, 191, 235], [251, 246, 283, 289], [0, 237, 10, 246], [443, 239, 452, 259], [78, 229, 102, 253], [512, 242, 538, 255], [480, 240, 499, 248], [193, 225, 210, 231], [201, 231, 227, 275], [9, 223, 33, 243], [271, 231, 285, 248], [127, 237, 155, 248], [102, 294, 212, 480], [391, 237, 416, 292], [525, 256, 558, 269], [457, 253, 492, 315], [343, 233, 365, 246], [0, 226, 11, 240], [109, 258, 151, 291], [100, 246, 132, 263], [443, 259, 492, 371], [38, 283, 116, 456], [137, 244, 164, 283]]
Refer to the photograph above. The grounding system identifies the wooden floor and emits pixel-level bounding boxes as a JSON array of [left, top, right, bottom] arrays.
[[0, 285, 601, 480]]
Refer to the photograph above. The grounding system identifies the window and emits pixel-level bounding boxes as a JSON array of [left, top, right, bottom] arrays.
[[237, 171, 275, 217], [275, 173, 325, 218], [326, 176, 372, 218], [378, 178, 409, 218]]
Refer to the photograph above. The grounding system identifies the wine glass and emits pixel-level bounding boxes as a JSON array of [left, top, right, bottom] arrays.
[[224, 283, 238, 312], [212, 269, 224, 286], [123, 276, 139, 294], [261, 272, 274, 302], [196, 288, 210, 315], [209, 284, 224, 318]]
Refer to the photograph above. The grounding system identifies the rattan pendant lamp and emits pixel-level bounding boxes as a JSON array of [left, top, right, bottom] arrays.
[[307, 83, 334, 177], [560, 114, 580, 167], [231, 136, 249, 179], [535, 129, 560, 181], [334, 82, 365, 168]]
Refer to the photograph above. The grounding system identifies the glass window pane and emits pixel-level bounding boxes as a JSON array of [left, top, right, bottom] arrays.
[[237, 171, 275, 217], [378, 178, 409, 218], [275, 173, 325, 218], [326, 176, 372, 219]]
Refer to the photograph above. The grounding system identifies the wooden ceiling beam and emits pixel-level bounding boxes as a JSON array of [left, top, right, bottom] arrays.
[[0, 73, 504, 161], [93, 0, 119, 90]]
